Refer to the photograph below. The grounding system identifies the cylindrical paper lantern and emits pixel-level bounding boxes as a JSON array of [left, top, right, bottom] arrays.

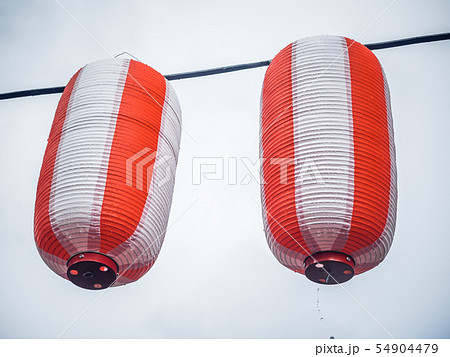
[[260, 35, 397, 284], [34, 58, 182, 289]]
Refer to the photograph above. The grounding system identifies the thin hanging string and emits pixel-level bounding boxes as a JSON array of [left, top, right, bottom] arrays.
[[113, 51, 142, 62], [0, 32, 449, 101]]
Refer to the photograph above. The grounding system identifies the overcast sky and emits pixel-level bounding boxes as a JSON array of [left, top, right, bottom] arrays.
[[1, 0, 449, 338]]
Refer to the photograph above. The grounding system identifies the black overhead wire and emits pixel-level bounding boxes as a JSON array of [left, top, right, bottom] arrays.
[[164, 60, 272, 81], [1, 32, 449, 101], [0, 86, 66, 100], [364, 32, 450, 50]]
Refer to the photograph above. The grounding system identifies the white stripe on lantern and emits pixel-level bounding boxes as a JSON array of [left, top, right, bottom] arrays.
[[291, 36, 355, 252], [49, 59, 130, 253]]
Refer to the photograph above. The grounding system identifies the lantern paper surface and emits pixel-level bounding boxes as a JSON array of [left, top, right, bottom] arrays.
[[260, 35, 397, 284], [34, 58, 182, 289]]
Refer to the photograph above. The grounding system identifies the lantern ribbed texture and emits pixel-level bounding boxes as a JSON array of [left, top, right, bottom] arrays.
[[34, 58, 182, 287], [260, 35, 397, 282]]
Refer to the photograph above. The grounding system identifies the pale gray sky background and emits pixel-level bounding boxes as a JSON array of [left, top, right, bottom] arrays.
[[0, 0, 449, 338]]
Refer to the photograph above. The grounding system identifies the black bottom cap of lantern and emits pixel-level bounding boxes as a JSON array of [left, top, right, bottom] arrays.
[[67, 252, 118, 290], [304, 252, 355, 285]]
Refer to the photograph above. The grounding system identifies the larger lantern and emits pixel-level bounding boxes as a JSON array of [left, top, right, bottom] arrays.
[[34, 58, 182, 289], [260, 35, 397, 284]]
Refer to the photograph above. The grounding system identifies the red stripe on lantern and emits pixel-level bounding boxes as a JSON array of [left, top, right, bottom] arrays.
[[343, 38, 392, 257], [100, 60, 167, 252], [261, 43, 311, 267]]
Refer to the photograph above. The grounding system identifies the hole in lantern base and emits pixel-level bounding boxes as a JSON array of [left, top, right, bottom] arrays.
[[304, 252, 355, 285], [67, 252, 118, 290]]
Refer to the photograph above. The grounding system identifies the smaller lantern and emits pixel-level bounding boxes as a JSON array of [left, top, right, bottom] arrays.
[[34, 58, 182, 289]]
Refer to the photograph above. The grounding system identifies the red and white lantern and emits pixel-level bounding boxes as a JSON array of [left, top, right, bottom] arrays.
[[34, 58, 182, 289], [260, 35, 397, 284]]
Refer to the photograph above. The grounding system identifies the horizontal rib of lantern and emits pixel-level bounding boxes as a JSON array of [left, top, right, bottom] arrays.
[[260, 35, 397, 283], [34, 59, 182, 288]]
